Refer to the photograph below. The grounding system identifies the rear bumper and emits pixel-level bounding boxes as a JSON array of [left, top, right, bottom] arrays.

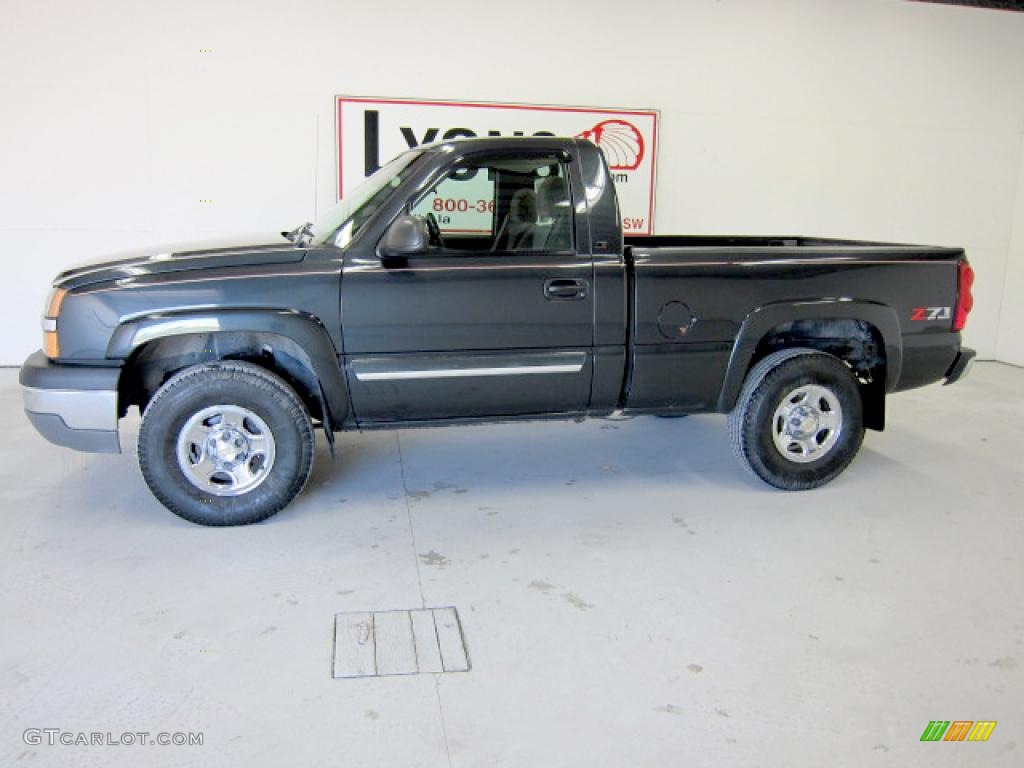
[[943, 347, 976, 386], [19, 351, 121, 453]]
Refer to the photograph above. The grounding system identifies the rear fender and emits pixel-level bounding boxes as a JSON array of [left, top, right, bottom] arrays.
[[717, 299, 902, 413]]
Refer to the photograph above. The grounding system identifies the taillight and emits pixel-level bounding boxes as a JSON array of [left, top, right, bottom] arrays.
[[952, 260, 973, 332]]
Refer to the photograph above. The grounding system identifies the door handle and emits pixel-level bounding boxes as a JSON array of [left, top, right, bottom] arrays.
[[544, 278, 588, 300]]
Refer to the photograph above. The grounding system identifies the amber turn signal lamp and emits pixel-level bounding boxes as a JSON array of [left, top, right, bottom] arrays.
[[44, 331, 60, 358], [42, 287, 67, 358], [46, 287, 68, 318]]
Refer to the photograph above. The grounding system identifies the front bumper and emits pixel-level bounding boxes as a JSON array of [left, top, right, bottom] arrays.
[[20, 350, 121, 453], [943, 347, 976, 386]]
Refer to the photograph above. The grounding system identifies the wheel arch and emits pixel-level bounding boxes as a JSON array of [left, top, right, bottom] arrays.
[[109, 309, 349, 429], [717, 300, 902, 430]]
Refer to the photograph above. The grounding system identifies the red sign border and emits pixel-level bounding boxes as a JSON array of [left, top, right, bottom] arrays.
[[336, 96, 659, 236]]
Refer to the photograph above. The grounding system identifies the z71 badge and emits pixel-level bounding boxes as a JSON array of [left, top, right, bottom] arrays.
[[911, 306, 952, 321]]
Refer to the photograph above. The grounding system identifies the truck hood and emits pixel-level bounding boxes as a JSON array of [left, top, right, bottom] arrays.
[[54, 239, 305, 290]]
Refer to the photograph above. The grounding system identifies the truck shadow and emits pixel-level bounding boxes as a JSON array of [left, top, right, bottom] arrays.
[[300, 413, 887, 511], [39, 410, 899, 528]]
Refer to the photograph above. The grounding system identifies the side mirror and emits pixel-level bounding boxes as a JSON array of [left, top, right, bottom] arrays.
[[379, 214, 429, 260]]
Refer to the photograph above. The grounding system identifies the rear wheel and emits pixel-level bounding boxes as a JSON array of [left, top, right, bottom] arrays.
[[138, 362, 315, 525], [728, 348, 864, 490]]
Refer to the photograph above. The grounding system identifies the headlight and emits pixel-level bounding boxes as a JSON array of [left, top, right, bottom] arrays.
[[42, 287, 67, 358]]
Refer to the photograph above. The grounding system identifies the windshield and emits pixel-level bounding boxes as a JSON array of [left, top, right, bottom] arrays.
[[311, 151, 422, 247]]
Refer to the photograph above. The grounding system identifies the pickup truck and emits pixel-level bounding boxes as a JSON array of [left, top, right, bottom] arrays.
[[20, 137, 976, 526]]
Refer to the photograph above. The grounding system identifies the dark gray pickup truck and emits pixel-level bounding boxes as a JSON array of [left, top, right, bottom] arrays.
[[20, 137, 975, 525]]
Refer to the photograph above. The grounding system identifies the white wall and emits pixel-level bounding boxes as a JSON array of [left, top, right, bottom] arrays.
[[996, 134, 1024, 365], [2, 0, 1023, 365]]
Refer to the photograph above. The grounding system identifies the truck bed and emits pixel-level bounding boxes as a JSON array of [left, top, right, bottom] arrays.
[[619, 234, 966, 415]]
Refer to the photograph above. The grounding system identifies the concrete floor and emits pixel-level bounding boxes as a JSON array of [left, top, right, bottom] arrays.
[[1, 362, 1022, 766]]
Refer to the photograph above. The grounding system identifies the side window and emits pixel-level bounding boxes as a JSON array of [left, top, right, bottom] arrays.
[[411, 155, 573, 253], [411, 163, 496, 238]]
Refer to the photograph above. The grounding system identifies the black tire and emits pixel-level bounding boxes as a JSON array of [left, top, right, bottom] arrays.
[[727, 348, 864, 490], [138, 362, 315, 525]]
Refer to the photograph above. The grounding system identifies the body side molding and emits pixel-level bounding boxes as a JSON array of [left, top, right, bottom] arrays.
[[350, 351, 587, 382]]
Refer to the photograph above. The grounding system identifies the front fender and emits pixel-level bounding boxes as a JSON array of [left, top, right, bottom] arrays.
[[717, 299, 903, 413], [107, 308, 349, 426]]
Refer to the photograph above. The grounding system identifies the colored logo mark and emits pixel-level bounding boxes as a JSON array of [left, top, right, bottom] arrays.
[[920, 721, 997, 742], [575, 120, 645, 170]]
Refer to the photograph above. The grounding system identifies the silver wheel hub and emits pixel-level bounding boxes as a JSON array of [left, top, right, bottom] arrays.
[[176, 405, 276, 496], [772, 385, 843, 464]]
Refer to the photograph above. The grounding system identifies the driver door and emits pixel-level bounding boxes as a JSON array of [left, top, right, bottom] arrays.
[[340, 150, 594, 424]]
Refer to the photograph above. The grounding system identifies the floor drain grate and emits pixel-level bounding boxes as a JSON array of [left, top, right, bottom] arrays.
[[333, 607, 470, 678]]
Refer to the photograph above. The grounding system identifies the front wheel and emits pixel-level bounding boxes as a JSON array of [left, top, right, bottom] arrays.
[[728, 348, 865, 490], [138, 362, 315, 525]]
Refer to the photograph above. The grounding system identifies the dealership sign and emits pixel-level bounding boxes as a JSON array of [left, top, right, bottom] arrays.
[[336, 96, 659, 235]]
